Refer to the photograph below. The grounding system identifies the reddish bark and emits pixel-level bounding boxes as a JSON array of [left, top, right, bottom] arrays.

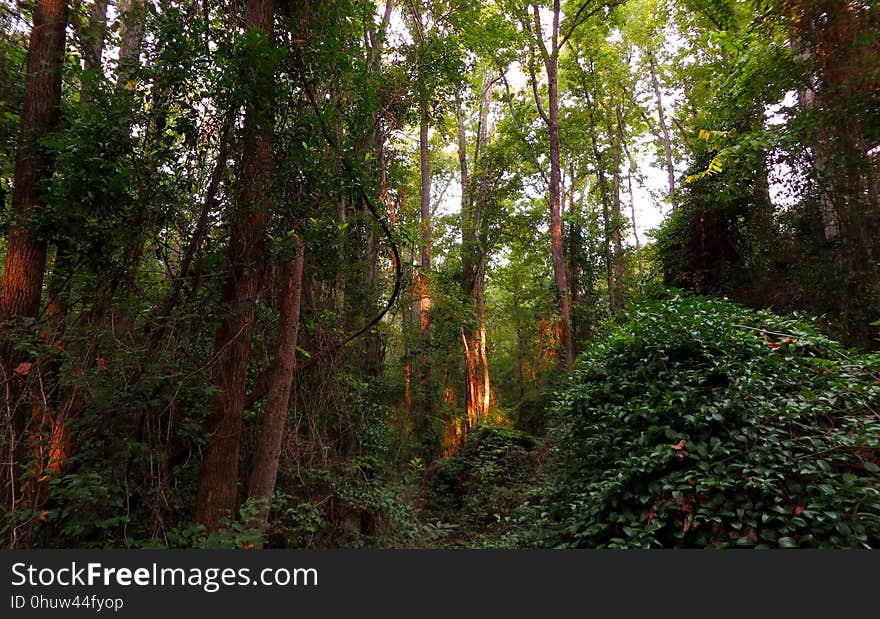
[[0, 0, 68, 535], [525, 0, 574, 373]]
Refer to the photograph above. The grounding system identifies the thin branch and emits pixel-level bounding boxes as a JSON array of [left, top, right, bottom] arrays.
[[559, 1, 625, 49], [526, 4, 551, 66], [525, 51, 550, 127]]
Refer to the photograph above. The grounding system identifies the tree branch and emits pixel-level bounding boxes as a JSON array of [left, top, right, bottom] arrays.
[[559, 1, 625, 50], [500, 70, 550, 188]]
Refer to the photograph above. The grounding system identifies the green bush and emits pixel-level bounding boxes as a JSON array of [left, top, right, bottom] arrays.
[[530, 296, 880, 548], [426, 426, 539, 547], [428, 425, 536, 507]]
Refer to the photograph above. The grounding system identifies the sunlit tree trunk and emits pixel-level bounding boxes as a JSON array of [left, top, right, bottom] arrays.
[[618, 108, 644, 289], [458, 74, 493, 437], [606, 103, 625, 312], [418, 102, 432, 334], [116, 0, 146, 86], [415, 95, 434, 448], [196, 0, 275, 532], [583, 77, 617, 315], [545, 2, 574, 373]]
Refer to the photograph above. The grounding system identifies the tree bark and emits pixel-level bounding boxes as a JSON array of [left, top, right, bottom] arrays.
[[524, 0, 573, 373], [545, 1, 574, 373], [246, 238, 305, 534], [116, 0, 146, 87], [583, 76, 617, 315], [78, 0, 108, 103], [414, 94, 433, 451], [418, 100, 432, 330], [606, 103, 625, 312], [618, 108, 644, 289], [196, 0, 275, 532], [458, 74, 493, 437], [0, 0, 68, 539], [566, 164, 582, 344], [362, 0, 394, 377]]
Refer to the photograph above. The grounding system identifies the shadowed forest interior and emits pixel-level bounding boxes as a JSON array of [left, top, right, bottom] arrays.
[[0, 0, 878, 549]]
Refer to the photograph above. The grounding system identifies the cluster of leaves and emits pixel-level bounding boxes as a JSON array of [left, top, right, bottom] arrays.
[[528, 295, 880, 548]]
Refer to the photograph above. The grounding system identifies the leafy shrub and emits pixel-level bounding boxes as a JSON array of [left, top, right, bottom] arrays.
[[428, 425, 536, 506], [426, 426, 540, 546], [259, 461, 424, 549], [530, 296, 880, 548], [513, 390, 555, 436]]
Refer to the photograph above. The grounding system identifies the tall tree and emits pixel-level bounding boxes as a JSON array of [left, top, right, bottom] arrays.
[[195, 0, 276, 532], [458, 70, 496, 435], [646, 49, 675, 204], [77, 0, 108, 103], [521, 0, 573, 372], [518, 0, 620, 371], [116, 0, 146, 86], [363, 2, 395, 378], [0, 0, 68, 537]]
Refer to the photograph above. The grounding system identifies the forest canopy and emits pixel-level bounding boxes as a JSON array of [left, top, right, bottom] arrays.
[[0, 0, 877, 549]]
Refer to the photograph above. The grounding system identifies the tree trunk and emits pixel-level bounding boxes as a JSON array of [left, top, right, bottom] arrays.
[[246, 238, 305, 534], [606, 104, 625, 312], [458, 75, 493, 437], [0, 0, 68, 540], [414, 96, 433, 449], [584, 82, 617, 315], [566, 164, 582, 344], [0, 0, 67, 333], [418, 100, 432, 330], [334, 195, 346, 318], [116, 0, 146, 87], [513, 290, 526, 400], [196, 0, 275, 532], [362, 159, 384, 377], [545, 2, 574, 374], [361, 0, 394, 378], [648, 51, 675, 205], [79, 0, 108, 103], [29, 0, 111, 516], [618, 109, 644, 290]]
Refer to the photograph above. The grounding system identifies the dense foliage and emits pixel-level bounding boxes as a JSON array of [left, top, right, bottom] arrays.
[[1, 0, 877, 549], [530, 296, 880, 548]]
